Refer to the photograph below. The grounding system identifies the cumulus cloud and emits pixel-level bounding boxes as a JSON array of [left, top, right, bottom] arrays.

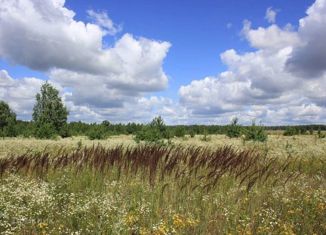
[[179, 0, 326, 124], [0, 70, 43, 119], [286, 0, 326, 78], [0, 0, 171, 122], [242, 20, 300, 50], [265, 7, 277, 23]]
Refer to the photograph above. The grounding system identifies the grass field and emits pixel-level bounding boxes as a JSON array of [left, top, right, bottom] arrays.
[[0, 134, 325, 234]]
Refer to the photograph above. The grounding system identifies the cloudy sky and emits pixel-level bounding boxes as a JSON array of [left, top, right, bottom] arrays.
[[1, 0, 326, 125]]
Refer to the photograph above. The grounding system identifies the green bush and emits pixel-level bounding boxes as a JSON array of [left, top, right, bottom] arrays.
[[283, 127, 299, 136], [87, 125, 108, 140], [35, 123, 57, 139], [2, 123, 17, 137], [244, 122, 268, 142], [189, 130, 195, 138], [317, 128, 326, 139], [174, 126, 186, 138], [200, 129, 211, 142], [59, 124, 71, 138], [134, 116, 169, 143], [226, 117, 242, 138]]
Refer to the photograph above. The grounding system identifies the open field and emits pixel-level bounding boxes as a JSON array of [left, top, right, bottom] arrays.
[[0, 134, 326, 234], [1, 133, 326, 159]]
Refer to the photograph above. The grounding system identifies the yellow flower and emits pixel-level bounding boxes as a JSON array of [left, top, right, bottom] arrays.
[[38, 222, 48, 230], [153, 222, 168, 235], [317, 202, 326, 211], [124, 213, 138, 226], [173, 214, 186, 228], [139, 227, 150, 235], [186, 217, 199, 227], [281, 223, 296, 235]]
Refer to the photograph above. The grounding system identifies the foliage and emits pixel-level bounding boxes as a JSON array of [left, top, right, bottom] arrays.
[[244, 121, 268, 142], [87, 124, 109, 140], [34, 123, 57, 139], [134, 116, 170, 143], [283, 126, 311, 136], [58, 123, 71, 138], [32, 83, 68, 135], [226, 117, 242, 138], [200, 129, 211, 142], [0, 101, 16, 137], [318, 128, 326, 139], [189, 130, 195, 138], [174, 126, 186, 138]]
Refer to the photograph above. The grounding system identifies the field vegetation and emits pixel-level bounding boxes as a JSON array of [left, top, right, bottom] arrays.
[[0, 134, 325, 234]]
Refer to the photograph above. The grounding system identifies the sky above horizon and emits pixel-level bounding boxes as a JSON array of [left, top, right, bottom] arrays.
[[1, 0, 326, 125]]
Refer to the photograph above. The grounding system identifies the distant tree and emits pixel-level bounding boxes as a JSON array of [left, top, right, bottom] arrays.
[[243, 121, 268, 142], [174, 126, 186, 138], [150, 116, 166, 133], [226, 117, 242, 138], [32, 82, 68, 137], [0, 101, 16, 137], [135, 116, 170, 143], [87, 124, 108, 140], [283, 127, 299, 136], [317, 127, 326, 139]]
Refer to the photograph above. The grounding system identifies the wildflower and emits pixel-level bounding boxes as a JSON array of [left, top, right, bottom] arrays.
[[139, 227, 150, 235], [124, 213, 138, 226], [153, 222, 168, 235], [38, 222, 48, 230], [173, 214, 186, 228], [317, 202, 326, 211]]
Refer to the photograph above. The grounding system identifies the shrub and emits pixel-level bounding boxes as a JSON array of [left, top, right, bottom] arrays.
[[317, 128, 326, 139], [0, 101, 16, 137], [244, 122, 268, 142], [59, 123, 71, 138], [35, 123, 57, 139], [189, 130, 195, 138], [226, 117, 242, 138], [283, 127, 299, 136], [200, 129, 211, 142], [134, 116, 169, 143], [2, 123, 17, 137], [87, 125, 108, 140], [174, 126, 186, 138]]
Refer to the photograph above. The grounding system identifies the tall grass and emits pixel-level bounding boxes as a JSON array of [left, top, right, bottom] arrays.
[[0, 144, 325, 234], [0, 144, 300, 191]]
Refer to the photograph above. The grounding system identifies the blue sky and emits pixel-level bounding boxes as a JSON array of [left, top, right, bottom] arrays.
[[0, 0, 325, 124]]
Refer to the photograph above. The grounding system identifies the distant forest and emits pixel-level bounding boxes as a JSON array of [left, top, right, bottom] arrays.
[[3, 119, 326, 139]]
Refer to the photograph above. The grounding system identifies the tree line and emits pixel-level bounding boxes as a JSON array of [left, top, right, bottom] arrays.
[[0, 83, 325, 140]]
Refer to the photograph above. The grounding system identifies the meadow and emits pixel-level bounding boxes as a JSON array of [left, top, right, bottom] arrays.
[[0, 133, 325, 234]]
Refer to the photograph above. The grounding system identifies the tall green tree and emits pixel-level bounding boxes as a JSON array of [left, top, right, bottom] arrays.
[[32, 83, 68, 136], [0, 101, 16, 137]]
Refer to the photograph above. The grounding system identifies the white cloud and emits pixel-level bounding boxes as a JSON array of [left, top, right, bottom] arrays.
[[242, 20, 300, 50], [286, 0, 326, 77], [0, 70, 43, 119], [178, 0, 326, 124], [87, 10, 122, 36], [0, 0, 171, 122], [265, 7, 277, 23]]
